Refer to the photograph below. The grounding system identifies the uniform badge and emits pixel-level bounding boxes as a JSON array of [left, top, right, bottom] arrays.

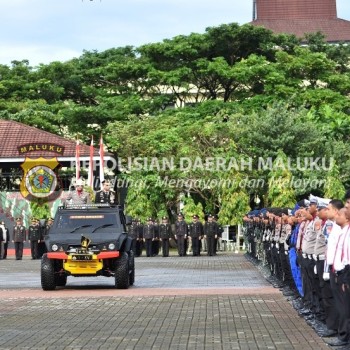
[[20, 157, 62, 202]]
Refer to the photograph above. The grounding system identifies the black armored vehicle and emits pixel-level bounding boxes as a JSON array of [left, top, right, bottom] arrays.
[[41, 204, 134, 290]]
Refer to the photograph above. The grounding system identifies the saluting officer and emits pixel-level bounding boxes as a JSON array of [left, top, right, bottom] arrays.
[[143, 218, 156, 257], [95, 180, 117, 205], [159, 216, 172, 257], [175, 213, 187, 257], [12, 218, 26, 260], [66, 179, 91, 205], [28, 218, 41, 259], [189, 215, 203, 256], [204, 214, 218, 256]]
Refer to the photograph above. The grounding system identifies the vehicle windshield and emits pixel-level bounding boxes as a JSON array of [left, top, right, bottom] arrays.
[[53, 212, 120, 233]]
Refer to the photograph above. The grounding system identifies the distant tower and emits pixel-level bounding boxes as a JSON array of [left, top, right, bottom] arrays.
[[251, 0, 350, 42]]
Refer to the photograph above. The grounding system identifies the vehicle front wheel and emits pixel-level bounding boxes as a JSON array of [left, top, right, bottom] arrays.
[[115, 252, 129, 289], [41, 254, 56, 291]]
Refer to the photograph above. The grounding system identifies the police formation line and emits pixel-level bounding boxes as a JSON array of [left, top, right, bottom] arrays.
[[127, 214, 223, 258], [0, 218, 53, 260], [243, 192, 350, 348]]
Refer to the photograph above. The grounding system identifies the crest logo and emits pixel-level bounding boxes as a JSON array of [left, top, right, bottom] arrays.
[[20, 157, 62, 202]]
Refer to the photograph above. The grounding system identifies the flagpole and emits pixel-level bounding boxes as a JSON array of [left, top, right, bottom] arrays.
[[75, 139, 80, 181], [99, 134, 105, 189], [88, 135, 94, 188]]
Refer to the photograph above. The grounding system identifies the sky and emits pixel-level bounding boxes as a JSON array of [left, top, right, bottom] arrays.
[[0, 0, 349, 67]]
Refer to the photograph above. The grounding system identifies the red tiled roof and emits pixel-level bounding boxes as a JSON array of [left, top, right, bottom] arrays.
[[0, 119, 103, 159], [250, 18, 350, 42], [256, 0, 337, 20]]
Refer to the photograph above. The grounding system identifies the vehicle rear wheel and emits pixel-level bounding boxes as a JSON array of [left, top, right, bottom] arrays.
[[41, 254, 56, 291], [128, 250, 135, 286], [115, 252, 129, 289]]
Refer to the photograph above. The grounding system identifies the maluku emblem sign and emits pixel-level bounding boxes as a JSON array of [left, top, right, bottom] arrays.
[[20, 157, 62, 202]]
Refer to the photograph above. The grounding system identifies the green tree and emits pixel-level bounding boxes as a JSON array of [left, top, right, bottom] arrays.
[[29, 200, 51, 220], [267, 150, 296, 207], [324, 162, 346, 199], [181, 195, 204, 223], [217, 172, 250, 225]]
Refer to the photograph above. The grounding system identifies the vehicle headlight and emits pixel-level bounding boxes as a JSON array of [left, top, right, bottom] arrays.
[[51, 244, 59, 252], [108, 243, 115, 250]]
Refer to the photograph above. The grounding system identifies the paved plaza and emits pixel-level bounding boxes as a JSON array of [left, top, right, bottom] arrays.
[[0, 252, 329, 350]]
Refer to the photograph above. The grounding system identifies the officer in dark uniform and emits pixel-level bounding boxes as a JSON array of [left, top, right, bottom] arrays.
[[28, 218, 41, 259], [143, 218, 156, 257], [189, 215, 203, 256], [0, 221, 10, 259], [152, 218, 160, 256], [12, 218, 26, 260], [94, 180, 117, 205], [44, 218, 54, 235], [204, 214, 218, 256], [0, 224, 2, 259], [38, 217, 53, 258], [159, 216, 172, 257], [135, 219, 144, 257], [175, 213, 188, 257], [213, 215, 223, 255], [127, 218, 139, 254]]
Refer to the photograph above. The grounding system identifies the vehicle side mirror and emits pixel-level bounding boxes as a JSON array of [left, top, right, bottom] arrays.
[[125, 216, 132, 225]]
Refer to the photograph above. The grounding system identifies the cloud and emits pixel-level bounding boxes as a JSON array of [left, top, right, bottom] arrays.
[[0, 0, 349, 65], [0, 45, 81, 67]]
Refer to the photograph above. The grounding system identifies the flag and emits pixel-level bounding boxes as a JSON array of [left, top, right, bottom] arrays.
[[99, 134, 105, 188], [87, 136, 94, 188], [75, 139, 80, 181]]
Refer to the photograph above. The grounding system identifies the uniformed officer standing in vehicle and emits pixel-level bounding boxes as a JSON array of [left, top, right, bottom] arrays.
[[204, 214, 218, 256], [95, 180, 117, 205], [159, 216, 172, 257], [189, 215, 203, 256], [66, 179, 91, 205], [175, 213, 188, 257], [143, 218, 156, 257], [28, 218, 41, 259], [12, 218, 26, 260]]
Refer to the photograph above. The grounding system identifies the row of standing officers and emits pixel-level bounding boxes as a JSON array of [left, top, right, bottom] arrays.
[[0, 217, 53, 260], [127, 213, 222, 257], [243, 192, 350, 347]]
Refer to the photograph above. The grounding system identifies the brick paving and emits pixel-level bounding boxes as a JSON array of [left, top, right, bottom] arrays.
[[0, 252, 329, 349]]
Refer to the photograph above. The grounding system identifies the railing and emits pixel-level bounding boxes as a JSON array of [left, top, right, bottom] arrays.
[[0, 172, 80, 192]]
